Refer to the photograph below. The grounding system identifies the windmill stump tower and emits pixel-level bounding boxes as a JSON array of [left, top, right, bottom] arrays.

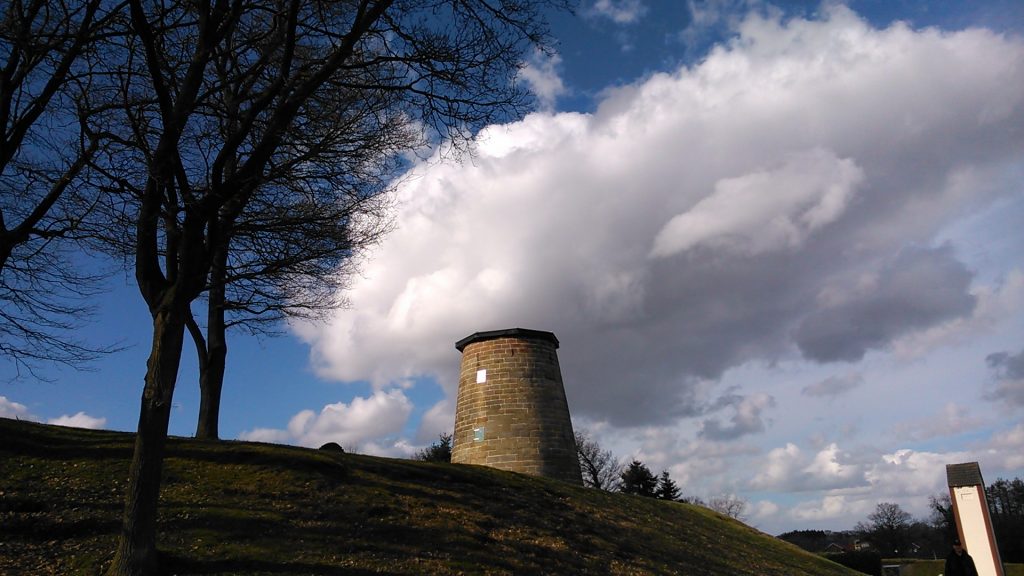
[[451, 328, 582, 485]]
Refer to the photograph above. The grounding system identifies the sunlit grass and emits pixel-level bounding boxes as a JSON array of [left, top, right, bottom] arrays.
[[2, 418, 862, 575]]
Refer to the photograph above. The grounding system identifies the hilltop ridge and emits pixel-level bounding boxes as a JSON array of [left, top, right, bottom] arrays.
[[0, 418, 859, 575]]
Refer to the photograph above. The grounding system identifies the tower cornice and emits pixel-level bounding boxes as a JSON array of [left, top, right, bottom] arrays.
[[455, 328, 559, 352]]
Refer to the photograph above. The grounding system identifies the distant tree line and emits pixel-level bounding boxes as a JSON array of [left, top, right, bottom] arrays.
[[928, 478, 1024, 563], [779, 477, 1024, 565], [986, 477, 1024, 563]]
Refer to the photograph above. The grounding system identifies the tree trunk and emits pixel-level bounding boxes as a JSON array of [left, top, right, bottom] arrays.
[[105, 307, 186, 576], [194, 237, 228, 440], [194, 325, 226, 439]]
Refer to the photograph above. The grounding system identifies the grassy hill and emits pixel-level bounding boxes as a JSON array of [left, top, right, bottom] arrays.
[[1, 417, 861, 575]]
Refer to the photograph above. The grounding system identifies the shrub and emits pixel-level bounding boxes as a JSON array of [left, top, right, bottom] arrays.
[[824, 551, 882, 575]]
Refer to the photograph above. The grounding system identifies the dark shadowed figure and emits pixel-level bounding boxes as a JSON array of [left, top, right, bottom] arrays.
[[944, 539, 978, 576]]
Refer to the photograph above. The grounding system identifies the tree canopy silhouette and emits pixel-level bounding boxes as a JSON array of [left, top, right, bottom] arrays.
[[83, 1, 568, 573], [0, 0, 122, 377], [620, 459, 657, 498]]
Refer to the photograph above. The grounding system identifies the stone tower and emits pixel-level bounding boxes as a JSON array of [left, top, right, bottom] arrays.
[[451, 328, 582, 484]]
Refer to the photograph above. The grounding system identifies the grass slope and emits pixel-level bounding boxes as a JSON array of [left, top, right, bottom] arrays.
[[1, 418, 860, 575]]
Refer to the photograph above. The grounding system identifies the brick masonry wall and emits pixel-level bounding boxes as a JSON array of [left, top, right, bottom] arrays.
[[451, 333, 582, 484]]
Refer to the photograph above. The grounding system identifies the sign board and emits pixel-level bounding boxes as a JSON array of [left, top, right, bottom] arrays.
[[947, 462, 1004, 576]]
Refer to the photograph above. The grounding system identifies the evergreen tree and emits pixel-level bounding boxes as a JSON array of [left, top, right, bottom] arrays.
[[656, 470, 682, 501], [987, 477, 1024, 563], [619, 460, 657, 497], [415, 433, 453, 463]]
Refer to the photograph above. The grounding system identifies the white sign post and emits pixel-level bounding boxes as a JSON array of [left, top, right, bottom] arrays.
[[946, 462, 1004, 576]]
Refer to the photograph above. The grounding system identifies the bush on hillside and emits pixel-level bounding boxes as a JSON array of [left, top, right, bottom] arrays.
[[415, 433, 452, 462], [824, 550, 881, 575]]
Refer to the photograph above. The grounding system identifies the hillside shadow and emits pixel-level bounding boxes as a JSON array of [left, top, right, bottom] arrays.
[[3, 418, 868, 575], [159, 554, 387, 575], [165, 440, 350, 481], [0, 422, 132, 461]]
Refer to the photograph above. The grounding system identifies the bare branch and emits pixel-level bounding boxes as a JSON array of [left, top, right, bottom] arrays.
[[0, 0, 123, 373]]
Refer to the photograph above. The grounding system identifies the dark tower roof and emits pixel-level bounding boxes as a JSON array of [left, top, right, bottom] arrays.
[[455, 328, 559, 352], [947, 462, 985, 487]]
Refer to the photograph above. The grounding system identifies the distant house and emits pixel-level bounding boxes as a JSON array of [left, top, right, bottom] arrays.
[[777, 529, 866, 555], [825, 542, 847, 554], [854, 539, 872, 551]]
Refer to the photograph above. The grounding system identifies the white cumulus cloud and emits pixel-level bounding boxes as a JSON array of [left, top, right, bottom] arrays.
[[588, 0, 647, 24], [1, 397, 107, 430], [790, 495, 872, 523], [650, 148, 863, 258], [751, 442, 865, 492], [297, 7, 1024, 432], [0, 396, 34, 420], [47, 412, 107, 430], [239, 389, 414, 453], [518, 49, 566, 111]]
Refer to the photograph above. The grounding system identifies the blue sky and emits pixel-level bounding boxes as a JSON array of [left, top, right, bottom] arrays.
[[3, 0, 1024, 535]]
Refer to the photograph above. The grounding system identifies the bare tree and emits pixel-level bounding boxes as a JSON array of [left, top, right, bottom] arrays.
[[0, 0, 121, 376], [708, 494, 748, 521], [187, 192, 393, 439], [90, 1, 566, 573], [185, 82, 402, 439], [855, 502, 913, 556], [574, 429, 624, 491], [930, 492, 954, 536]]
